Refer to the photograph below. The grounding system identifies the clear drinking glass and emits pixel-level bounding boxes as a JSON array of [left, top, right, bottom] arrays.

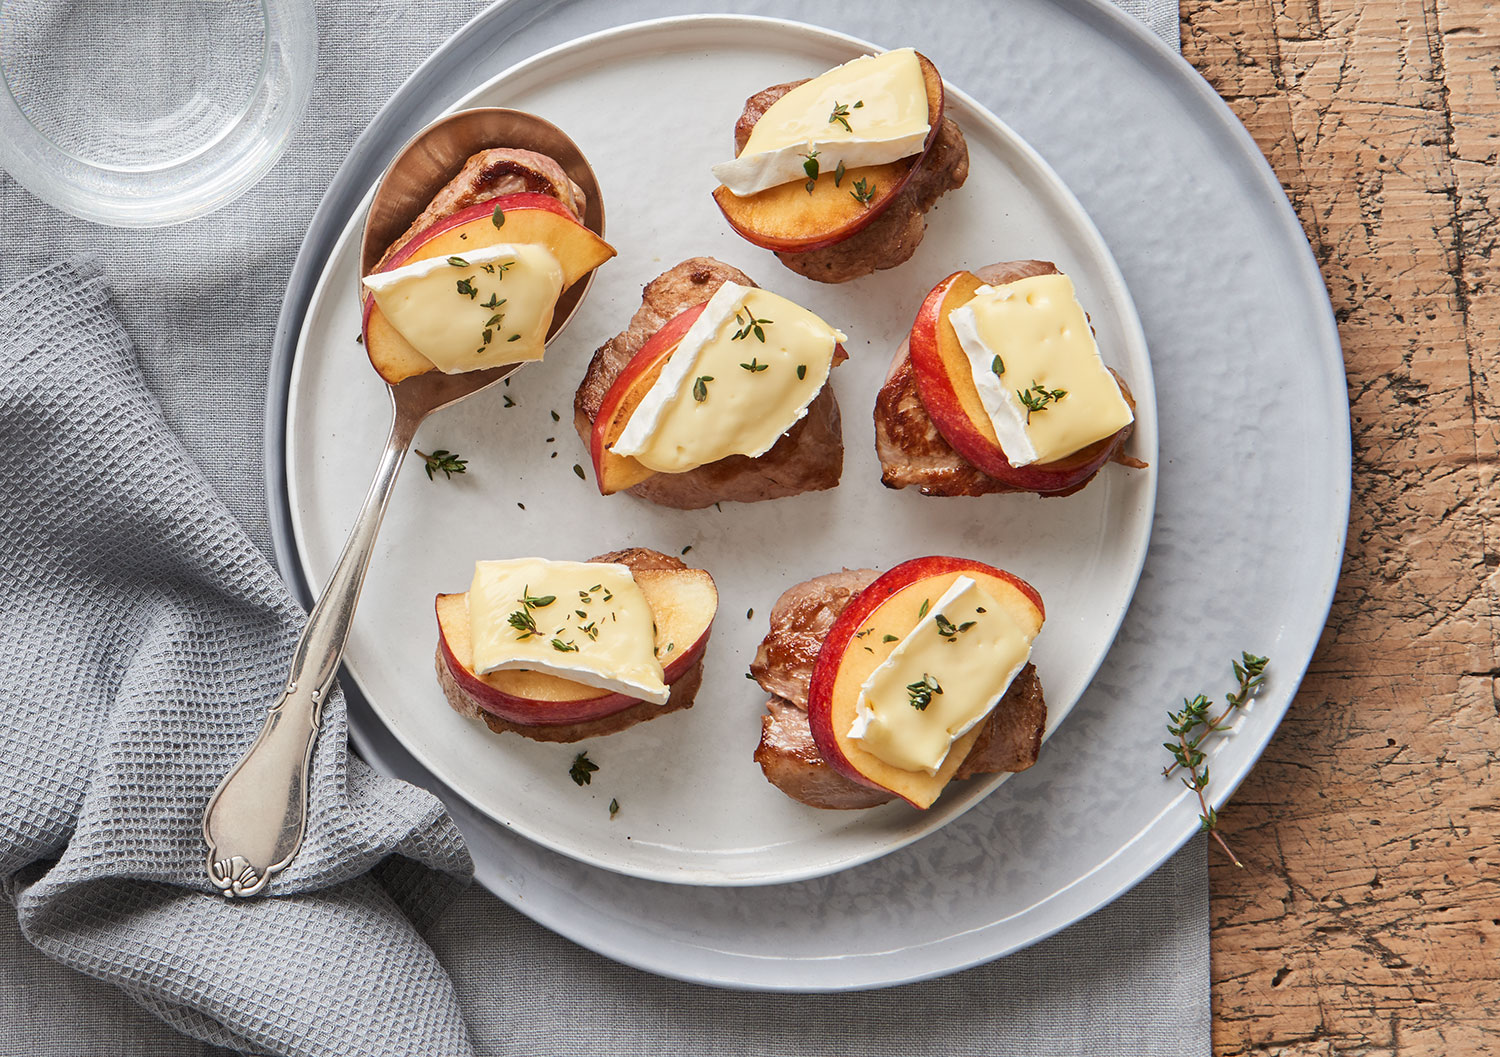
[[0, 0, 316, 227]]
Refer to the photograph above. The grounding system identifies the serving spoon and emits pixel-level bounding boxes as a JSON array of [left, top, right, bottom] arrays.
[[202, 108, 605, 897]]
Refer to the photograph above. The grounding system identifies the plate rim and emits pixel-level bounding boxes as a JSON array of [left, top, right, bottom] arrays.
[[281, 12, 1160, 886], [264, 0, 1349, 990]]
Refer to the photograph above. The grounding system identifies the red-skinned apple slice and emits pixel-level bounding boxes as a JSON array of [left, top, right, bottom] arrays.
[[712, 54, 945, 253], [587, 301, 848, 494], [587, 302, 708, 494], [806, 556, 1044, 809], [363, 192, 616, 385], [907, 271, 1131, 495], [435, 564, 717, 726]]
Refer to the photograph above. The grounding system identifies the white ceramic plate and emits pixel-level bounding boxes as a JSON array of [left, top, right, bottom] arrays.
[[284, 18, 1156, 885]]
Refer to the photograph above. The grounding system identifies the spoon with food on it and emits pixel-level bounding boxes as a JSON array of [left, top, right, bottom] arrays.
[[202, 107, 615, 897]]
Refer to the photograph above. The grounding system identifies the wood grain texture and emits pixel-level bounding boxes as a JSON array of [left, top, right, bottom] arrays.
[[1180, 0, 1500, 1053]]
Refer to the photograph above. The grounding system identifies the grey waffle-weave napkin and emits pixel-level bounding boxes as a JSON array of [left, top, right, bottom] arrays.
[[0, 260, 475, 1056]]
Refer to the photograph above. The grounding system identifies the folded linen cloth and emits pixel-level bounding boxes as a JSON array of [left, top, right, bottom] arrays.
[[0, 260, 475, 1056]]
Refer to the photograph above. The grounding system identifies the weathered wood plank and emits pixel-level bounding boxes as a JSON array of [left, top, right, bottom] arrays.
[[1182, 0, 1500, 1052]]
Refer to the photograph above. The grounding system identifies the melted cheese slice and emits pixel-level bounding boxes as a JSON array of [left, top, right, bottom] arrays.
[[467, 558, 668, 705], [711, 48, 930, 197], [849, 576, 1036, 775], [361, 243, 563, 374], [611, 282, 846, 474], [948, 273, 1134, 467]]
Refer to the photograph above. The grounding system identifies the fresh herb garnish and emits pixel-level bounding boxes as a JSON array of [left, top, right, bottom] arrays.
[[552, 638, 579, 653], [569, 752, 598, 786], [801, 148, 821, 192], [992, 354, 1005, 376], [502, 393, 515, 407], [828, 98, 863, 132], [550, 410, 560, 422], [833, 160, 847, 187], [740, 357, 769, 373], [521, 589, 556, 610], [447, 255, 469, 267], [573, 463, 586, 480], [414, 448, 467, 481], [1163, 653, 1269, 867], [1017, 381, 1068, 422], [907, 673, 942, 711], [482, 294, 505, 310], [849, 177, 876, 206], [609, 798, 620, 818], [934, 614, 977, 642], [492, 204, 506, 227], [796, 364, 807, 381], [917, 598, 930, 619], [882, 634, 899, 643], [732, 310, 772, 342], [456, 277, 478, 299], [507, 609, 538, 638], [507, 334, 522, 342], [693, 375, 713, 402]]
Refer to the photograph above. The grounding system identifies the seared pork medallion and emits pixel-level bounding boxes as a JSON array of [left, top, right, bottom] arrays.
[[574, 257, 847, 509], [436, 549, 718, 744], [877, 260, 1145, 497], [360, 147, 616, 385], [711, 48, 968, 283], [751, 558, 1047, 810]]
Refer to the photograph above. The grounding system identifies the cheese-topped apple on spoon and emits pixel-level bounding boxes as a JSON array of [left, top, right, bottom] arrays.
[[361, 150, 615, 383], [711, 48, 967, 284]]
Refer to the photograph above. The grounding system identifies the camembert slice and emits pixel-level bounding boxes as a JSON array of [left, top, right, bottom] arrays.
[[361, 243, 564, 374], [467, 558, 668, 705], [712, 48, 931, 197], [849, 576, 1037, 774], [948, 272, 1133, 467], [610, 281, 845, 474]]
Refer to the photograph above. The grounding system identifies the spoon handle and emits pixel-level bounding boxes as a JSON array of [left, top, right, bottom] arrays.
[[202, 400, 422, 896]]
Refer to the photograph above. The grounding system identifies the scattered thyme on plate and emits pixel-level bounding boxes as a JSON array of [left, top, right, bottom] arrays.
[[1163, 652, 1269, 867], [569, 751, 599, 786], [414, 448, 467, 480]]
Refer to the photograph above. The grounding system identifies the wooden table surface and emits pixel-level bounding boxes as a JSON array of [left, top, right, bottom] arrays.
[[1180, 1, 1498, 1052]]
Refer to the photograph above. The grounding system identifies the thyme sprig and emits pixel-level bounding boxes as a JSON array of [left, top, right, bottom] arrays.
[[934, 613, 975, 642], [740, 357, 769, 373], [414, 448, 467, 480], [1163, 653, 1270, 867], [802, 148, 821, 192], [907, 673, 942, 711], [693, 375, 714, 402], [733, 310, 772, 342], [828, 99, 863, 131], [850, 177, 876, 206], [569, 752, 598, 786], [1017, 380, 1068, 421]]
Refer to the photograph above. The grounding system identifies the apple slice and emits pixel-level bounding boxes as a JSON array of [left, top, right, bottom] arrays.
[[363, 192, 616, 385], [587, 303, 708, 494], [712, 53, 945, 253], [806, 556, 1044, 809], [436, 564, 717, 726], [907, 270, 1132, 495]]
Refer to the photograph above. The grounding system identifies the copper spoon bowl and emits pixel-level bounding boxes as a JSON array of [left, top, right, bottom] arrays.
[[203, 108, 605, 896]]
